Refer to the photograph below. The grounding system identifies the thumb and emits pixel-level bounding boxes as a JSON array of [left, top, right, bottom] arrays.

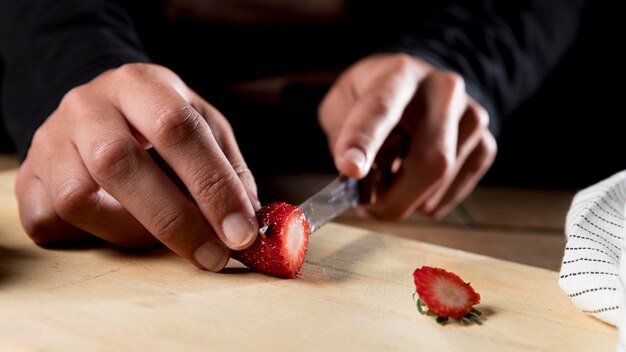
[[333, 79, 416, 179]]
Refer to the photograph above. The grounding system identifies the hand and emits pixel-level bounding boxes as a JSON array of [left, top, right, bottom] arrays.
[[319, 54, 497, 219], [15, 63, 260, 271]]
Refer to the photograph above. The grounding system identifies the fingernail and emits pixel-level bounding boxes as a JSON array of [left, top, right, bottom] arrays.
[[194, 241, 230, 272], [344, 147, 367, 174], [222, 213, 256, 247]]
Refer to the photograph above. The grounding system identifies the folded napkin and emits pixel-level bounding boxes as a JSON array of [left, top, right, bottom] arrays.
[[560, 171, 626, 326]]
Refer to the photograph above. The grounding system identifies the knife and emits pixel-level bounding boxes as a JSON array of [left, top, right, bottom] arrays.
[[299, 170, 381, 234], [299, 127, 412, 233], [299, 176, 359, 234]]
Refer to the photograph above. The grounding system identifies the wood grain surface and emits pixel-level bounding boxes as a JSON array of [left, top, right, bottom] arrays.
[[0, 168, 616, 351], [264, 172, 574, 270]]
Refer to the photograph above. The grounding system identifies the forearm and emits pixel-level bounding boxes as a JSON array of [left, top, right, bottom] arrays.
[[0, 0, 149, 160]]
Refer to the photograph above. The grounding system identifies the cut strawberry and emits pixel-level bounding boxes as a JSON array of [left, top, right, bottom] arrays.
[[232, 202, 310, 279], [413, 266, 482, 324]]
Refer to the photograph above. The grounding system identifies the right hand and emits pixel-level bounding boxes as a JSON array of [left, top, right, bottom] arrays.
[[15, 63, 260, 272], [319, 54, 497, 219]]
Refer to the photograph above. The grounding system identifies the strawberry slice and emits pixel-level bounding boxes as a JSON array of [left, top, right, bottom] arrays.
[[413, 266, 482, 324], [232, 202, 310, 279]]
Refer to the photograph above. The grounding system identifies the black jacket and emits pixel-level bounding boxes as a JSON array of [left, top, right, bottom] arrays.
[[0, 0, 584, 163]]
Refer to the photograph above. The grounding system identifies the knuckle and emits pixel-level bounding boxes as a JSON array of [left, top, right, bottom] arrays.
[[52, 181, 95, 221], [360, 89, 396, 117], [350, 126, 378, 148], [115, 62, 153, 80], [472, 104, 490, 129], [433, 71, 466, 92], [153, 104, 201, 148], [114, 63, 181, 89], [88, 136, 138, 184], [192, 168, 237, 209], [56, 85, 99, 126], [30, 127, 50, 149], [231, 161, 252, 180], [217, 115, 234, 136], [60, 85, 92, 111], [61, 86, 87, 104], [233, 164, 257, 193], [209, 115, 235, 147], [422, 149, 453, 180], [150, 206, 190, 243], [387, 53, 414, 75]]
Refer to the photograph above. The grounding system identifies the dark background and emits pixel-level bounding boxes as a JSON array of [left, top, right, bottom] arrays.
[[0, 2, 621, 191], [221, 1, 625, 192], [482, 2, 624, 189]]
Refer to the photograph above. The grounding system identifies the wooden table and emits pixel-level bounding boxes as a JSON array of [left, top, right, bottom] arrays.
[[264, 173, 574, 271], [0, 155, 617, 351]]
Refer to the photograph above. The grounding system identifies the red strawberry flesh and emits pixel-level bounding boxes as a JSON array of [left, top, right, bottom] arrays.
[[233, 202, 309, 278], [413, 266, 481, 318]]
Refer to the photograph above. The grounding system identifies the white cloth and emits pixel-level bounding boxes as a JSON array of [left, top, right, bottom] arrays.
[[560, 171, 626, 327]]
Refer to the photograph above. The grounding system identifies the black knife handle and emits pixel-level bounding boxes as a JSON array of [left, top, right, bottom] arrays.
[[358, 126, 412, 205]]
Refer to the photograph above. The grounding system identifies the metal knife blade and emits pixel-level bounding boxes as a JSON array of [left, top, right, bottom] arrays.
[[298, 128, 411, 233], [299, 176, 359, 233]]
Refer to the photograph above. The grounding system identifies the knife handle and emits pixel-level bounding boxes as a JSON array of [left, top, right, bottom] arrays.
[[358, 126, 412, 205]]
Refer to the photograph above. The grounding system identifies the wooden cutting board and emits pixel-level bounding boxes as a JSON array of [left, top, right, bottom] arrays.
[[0, 170, 616, 351]]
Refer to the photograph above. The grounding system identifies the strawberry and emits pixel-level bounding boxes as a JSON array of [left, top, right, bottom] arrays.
[[413, 266, 482, 325], [233, 202, 310, 279]]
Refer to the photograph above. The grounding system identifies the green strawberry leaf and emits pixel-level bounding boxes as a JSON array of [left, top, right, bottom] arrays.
[[412, 292, 484, 326]]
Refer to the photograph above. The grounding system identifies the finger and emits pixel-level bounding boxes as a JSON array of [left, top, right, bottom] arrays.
[[330, 56, 418, 178], [419, 100, 489, 213], [66, 87, 230, 271], [36, 133, 157, 248], [318, 80, 354, 153], [219, 131, 261, 211], [191, 95, 261, 210], [108, 66, 258, 250], [428, 133, 497, 218], [15, 160, 90, 244], [367, 71, 467, 219]]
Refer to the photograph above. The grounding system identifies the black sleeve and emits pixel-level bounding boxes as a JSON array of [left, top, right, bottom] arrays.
[[349, 0, 585, 136], [0, 0, 149, 160]]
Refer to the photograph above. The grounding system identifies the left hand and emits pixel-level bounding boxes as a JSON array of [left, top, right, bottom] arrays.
[[318, 53, 497, 219]]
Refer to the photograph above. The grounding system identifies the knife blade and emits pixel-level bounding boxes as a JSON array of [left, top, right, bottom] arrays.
[[299, 176, 362, 234], [299, 128, 412, 233]]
